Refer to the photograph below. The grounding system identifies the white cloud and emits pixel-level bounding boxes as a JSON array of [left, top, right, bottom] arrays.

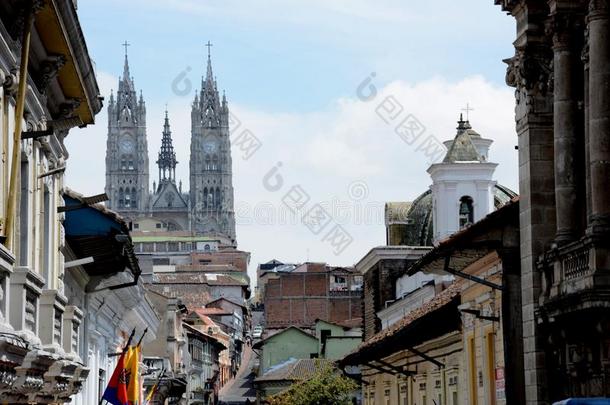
[[225, 75, 518, 270], [64, 71, 517, 280]]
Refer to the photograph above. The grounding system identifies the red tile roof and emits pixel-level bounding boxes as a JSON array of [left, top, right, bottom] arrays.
[[206, 296, 248, 310], [189, 310, 221, 326], [354, 284, 460, 352], [194, 307, 233, 316], [182, 322, 227, 350], [254, 359, 333, 382], [152, 272, 248, 286]]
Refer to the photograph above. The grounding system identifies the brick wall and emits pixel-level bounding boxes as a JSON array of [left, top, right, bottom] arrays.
[[264, 272, 363, 328], [189, 250, 249, 272], [362, 259, 416, 339], [147, 284, 211, 309], [363, 267, 378, 339]]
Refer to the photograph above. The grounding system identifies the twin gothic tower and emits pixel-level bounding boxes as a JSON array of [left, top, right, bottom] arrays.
[[104, 47, 236, 242]]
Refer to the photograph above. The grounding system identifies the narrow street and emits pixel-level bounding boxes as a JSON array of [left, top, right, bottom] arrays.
[[218, 311, 263, 404]]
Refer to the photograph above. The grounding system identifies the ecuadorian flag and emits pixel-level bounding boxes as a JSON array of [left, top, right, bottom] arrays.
[[102, 350, 129, 405]]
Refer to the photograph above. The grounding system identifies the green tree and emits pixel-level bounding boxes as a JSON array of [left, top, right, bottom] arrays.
[[267, 362, 357, 405]]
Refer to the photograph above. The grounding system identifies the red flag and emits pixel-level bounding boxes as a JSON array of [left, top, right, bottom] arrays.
[[102, 350, 129, 405]]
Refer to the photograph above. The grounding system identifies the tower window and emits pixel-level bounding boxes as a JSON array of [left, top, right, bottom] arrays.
[[118, 188, 125, 208], [459, 196, 474, 229]]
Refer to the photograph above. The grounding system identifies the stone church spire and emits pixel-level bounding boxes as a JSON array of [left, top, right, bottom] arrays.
[[157, 109, 177, 184], [122, 51, 131, 86], [104, 42, 150, 217], [199, 41, 222, 128], [190, 42, 236, 242], [114, 42, 143, 125]]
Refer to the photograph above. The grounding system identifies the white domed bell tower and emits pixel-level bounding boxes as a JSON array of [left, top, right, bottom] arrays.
[[428, 115, 498, 243]]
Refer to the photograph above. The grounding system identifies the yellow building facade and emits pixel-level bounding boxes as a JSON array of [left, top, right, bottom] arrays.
[[343, 200, 524, 405]]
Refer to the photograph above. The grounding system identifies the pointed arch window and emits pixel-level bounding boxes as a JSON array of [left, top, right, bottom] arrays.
[[208, 190, 214, 208], [118, 187, 125, 208], [459, 196, 474, 229], [212, 154, 218, 171]]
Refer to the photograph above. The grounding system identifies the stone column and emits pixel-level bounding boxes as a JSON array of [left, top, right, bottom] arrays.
[[583, 26, 592, 223], [588, 0, 610, 234], [501, 3, 555, 402], [552, 12, 584, 244]]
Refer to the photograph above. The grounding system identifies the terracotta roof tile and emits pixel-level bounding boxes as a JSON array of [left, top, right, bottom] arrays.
[[152, 272, 248, 286], [255, 359, 332, 382], [355, 284, 460, 352], [195, 307, 233, 316]]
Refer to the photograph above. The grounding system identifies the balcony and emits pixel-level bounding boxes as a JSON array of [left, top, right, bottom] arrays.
[[329, 289, 363, 297], [538, 235, 610, 316]]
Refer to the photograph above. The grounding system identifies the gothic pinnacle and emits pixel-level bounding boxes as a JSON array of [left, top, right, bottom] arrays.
[[122, 40, 131, 82]]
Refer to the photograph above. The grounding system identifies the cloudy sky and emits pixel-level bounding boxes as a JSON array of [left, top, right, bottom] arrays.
[[66, 1, 518, 282]]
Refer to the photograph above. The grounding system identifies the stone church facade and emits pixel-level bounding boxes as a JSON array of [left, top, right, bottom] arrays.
[[105, 48, 236, 242], [497, 1, 610, 403]]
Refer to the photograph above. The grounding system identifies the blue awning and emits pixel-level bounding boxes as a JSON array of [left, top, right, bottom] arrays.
[[62, 190, 140, 292], [63, 195, 125, 237]]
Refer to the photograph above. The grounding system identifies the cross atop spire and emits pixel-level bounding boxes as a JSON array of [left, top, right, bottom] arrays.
[[461, 102, 474, 121], [205, 40, 213, 59], [121, 41, 132, 84], [122, 40, 130, 57]]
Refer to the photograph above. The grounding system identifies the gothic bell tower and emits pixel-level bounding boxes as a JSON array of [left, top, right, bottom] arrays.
[[105, 43, 150, 217], [190, 43, 236, 242]]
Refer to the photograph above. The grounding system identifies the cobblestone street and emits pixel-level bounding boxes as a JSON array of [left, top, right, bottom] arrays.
[[218, 311, 262, 404], [218, 344, 256, 404]]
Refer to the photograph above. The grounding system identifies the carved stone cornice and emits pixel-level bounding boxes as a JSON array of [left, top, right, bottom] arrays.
[[504, 45, 554, 126], [2, 68, 19, 97], [9, 0, 45, 44], [36, 54, 67, 95], [504, 47, 553, 94], [494, 0, 522, 13], [589, 0, 610, 20], [549, 12, 585, 49], [58, 98, 81, 118]]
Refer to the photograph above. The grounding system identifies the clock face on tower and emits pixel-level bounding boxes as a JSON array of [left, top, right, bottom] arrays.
[[204, 141, 217, 154], [119, 136, 135, 153]]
